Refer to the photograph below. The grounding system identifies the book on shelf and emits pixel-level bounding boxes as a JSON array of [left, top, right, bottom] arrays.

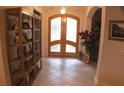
[[34, 31, 40, 40], [8, 30, 16, 46], [23, 22, 31, 29], [9, 46, 18, 60], [10, 59, 22, 73], [12, 72, 23, 85]]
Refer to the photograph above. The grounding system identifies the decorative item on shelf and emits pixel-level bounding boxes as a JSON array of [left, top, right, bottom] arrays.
[[23, 43, 32, 56], [23, 29, 32, 41], [8, 22, 20, 46], [8, 16, 19, 31], [15, 35, 20, 46], [79, 29, 100, 63], [24, 56, 34, 68], [109, 20, 124, 41], [22, 22, 32, 42], [17, 47, 22, 57]]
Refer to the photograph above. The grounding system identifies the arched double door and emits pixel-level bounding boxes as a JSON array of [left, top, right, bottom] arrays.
[[48, 14, 80, 57]]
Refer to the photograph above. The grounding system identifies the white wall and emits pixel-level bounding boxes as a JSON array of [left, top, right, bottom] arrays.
[[96, 6, 124, 85], [42, 6, 87, 57]]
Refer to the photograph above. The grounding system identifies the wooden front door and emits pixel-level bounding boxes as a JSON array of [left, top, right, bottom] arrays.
[[48, 14, 80, 57]]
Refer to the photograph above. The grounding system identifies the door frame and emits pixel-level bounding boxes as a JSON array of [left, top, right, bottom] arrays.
[[48, 14, 80, 57]]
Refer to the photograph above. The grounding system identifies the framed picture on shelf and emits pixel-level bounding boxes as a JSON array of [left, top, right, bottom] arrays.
[[109, 20, 124, 41]]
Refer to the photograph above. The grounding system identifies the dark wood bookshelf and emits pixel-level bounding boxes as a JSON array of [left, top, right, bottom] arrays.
[[6, 8, 42, 86]]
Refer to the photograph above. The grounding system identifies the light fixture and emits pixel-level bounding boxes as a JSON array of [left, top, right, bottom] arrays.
[[60, 7, 66, 14]]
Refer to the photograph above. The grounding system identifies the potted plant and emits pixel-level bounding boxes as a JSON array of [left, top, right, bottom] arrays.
[[79, 30, 100, 63]]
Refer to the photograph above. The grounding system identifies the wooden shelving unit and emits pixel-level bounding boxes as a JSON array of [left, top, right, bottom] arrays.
[[6, 8, 42, 86], [32, 10, 42, 77]]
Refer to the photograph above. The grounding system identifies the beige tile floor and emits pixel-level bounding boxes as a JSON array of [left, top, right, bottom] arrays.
[[32, 57, 97, 86]]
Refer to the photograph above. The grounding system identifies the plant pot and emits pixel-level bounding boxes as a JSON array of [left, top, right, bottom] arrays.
[[82, 45, 90, 64]]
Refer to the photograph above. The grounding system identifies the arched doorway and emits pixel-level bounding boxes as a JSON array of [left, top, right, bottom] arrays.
[[85, 7, 102, 63], [91, 8, 102, 62], [48, 14, 80, 57]]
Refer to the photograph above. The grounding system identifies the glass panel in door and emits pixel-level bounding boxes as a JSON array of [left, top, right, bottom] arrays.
[[51, 17, 61, 42], [65, 17, 78, 53], [51, 44, 60, 52], [50, 17, 61, 52], [66, 17, 77, 43], [66, 44, 76, 53]]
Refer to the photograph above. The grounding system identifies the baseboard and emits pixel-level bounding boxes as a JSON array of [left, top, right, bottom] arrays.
[[94, 76, 124, 86], [95, 77, 110, 86], [95, 76, 114, 86]]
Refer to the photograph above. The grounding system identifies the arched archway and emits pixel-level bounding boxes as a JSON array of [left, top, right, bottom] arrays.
[[85, 6, 101, 31], [84, 7, 102, 62]]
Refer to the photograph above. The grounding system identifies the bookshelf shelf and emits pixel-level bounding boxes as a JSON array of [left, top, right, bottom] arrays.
[[32, 10, 42, 77], [6, 8, 42, 86]]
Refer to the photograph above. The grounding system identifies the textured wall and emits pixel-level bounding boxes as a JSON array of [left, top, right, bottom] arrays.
[[96, 6, 124, 85]]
